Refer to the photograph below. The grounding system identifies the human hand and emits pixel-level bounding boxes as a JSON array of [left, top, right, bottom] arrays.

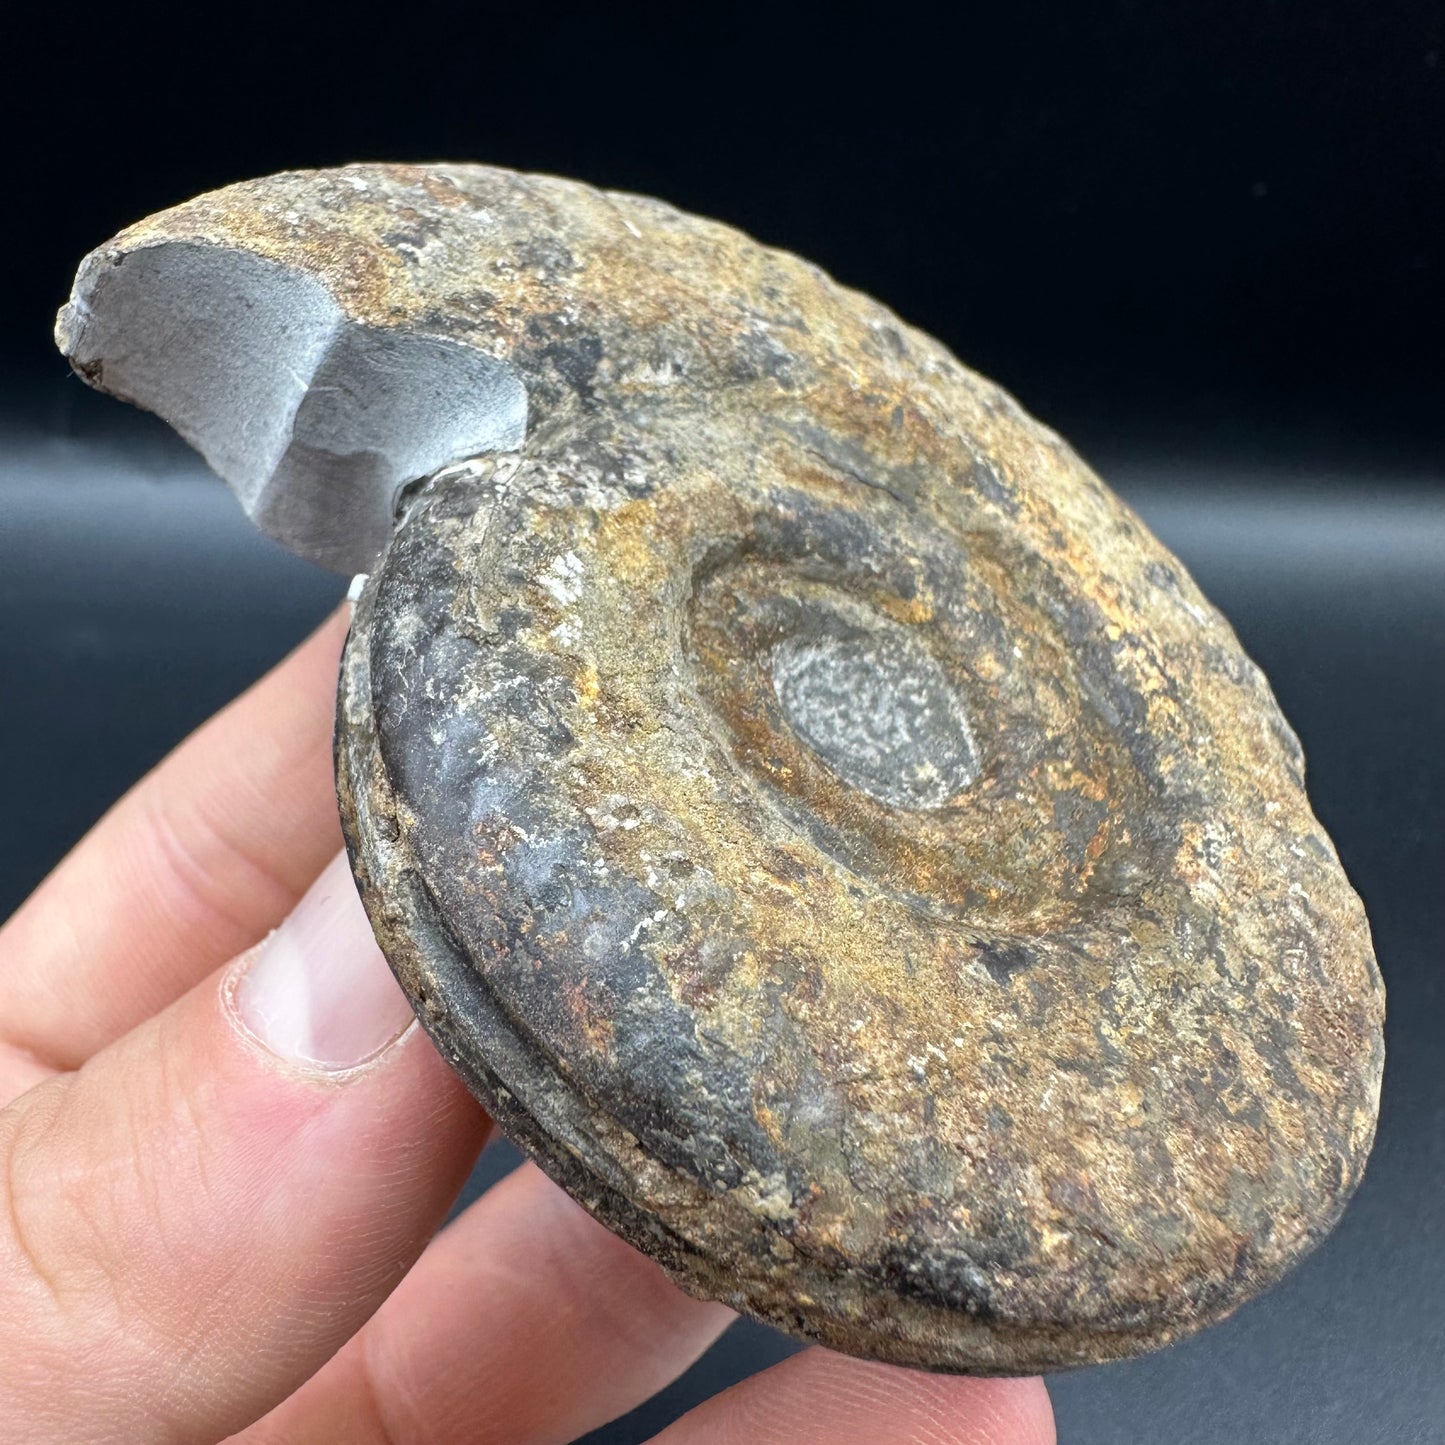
[[0, 609, 1056, 1444]]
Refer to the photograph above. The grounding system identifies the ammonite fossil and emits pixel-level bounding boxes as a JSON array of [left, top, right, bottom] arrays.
[[56, 164, 1385, 1374]]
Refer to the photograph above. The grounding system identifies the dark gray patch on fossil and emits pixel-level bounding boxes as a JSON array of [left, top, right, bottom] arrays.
[[770, 629, 980, 810]]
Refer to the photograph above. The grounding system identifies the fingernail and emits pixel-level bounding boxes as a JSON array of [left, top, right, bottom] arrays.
[[229, 852, 416, 1071]]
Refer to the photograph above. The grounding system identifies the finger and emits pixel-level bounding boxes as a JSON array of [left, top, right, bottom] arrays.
[[646, 1349, 1055, 1445], [237, 1161, 734, 1445], [0, 606, 347, 1092], [0, 853, 489, 1445]]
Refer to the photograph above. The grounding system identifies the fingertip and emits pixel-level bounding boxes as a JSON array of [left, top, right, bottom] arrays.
[[650, 1346, 1056, 1444], [980, 1373, 1057, 1445], [223, 852, 416, 1074]]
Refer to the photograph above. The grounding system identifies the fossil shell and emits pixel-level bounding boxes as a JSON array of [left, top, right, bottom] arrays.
[[58, 164, 1384, 1374]]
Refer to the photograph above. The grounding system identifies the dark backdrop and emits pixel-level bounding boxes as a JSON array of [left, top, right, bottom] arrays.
[[4, 0, 1443, 468], [2, 4, 1441, 1442]]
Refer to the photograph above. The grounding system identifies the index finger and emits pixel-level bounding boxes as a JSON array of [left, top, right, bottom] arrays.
[[0, 606, 347, 1094]]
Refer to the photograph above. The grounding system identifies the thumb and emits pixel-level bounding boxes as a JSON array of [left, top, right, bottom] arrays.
[[0, 853, 487, 1444]]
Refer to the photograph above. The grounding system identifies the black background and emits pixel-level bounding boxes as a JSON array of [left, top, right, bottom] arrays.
[[1, 3, 1441, 1442], [4, 0, 1443, 468]]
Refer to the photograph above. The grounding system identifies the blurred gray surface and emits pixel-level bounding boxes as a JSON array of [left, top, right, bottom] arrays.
[[3, 421, 1441, 1444]]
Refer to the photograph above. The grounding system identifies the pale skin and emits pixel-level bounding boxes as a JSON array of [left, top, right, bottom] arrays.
[[0, 609, 1056, 1444]]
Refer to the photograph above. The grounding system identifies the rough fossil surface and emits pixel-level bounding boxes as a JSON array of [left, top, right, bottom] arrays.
[[58, 164, 1385, 1374]]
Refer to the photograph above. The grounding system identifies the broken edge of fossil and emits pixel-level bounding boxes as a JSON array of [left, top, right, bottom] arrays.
[[57, 239, 527, 572]]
